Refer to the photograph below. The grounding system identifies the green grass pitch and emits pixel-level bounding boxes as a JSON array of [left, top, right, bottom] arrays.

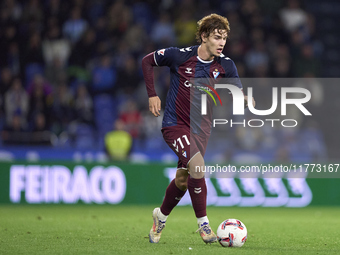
[[0, 205, 339, 255]]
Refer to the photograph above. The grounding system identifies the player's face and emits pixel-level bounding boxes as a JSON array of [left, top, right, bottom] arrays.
[[205, 29, 227, 57]]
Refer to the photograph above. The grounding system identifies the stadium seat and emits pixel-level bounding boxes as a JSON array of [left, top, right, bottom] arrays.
[[93, 94, 118, 134], [75, 123, 96, 149]]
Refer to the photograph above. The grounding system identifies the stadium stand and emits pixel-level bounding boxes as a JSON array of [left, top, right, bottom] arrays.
[[0, 0, 337, 162]]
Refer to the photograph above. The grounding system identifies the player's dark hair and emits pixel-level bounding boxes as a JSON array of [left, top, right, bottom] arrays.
[[196, 14, 230, 43]]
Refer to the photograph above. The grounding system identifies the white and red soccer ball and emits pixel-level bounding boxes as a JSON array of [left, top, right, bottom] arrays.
[[216, 219, 247, 247]]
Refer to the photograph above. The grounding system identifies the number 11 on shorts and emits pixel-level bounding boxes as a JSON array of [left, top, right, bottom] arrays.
[[172, 135, 190, 152]]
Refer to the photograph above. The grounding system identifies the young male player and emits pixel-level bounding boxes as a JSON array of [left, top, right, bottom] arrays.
[[142, 13, 253, 244]]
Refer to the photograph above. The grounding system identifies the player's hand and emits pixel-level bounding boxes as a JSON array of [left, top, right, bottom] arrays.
[[244, 95, 255, 108], [149, 96, 161, 117]]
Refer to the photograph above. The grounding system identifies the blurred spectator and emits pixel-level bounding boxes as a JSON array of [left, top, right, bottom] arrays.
[[7, 42, 21, 75], [271, 58, 292, 77], [226, 41, 246, 65], [27, 75, 53, 128], [51, 83, 74, 132], [234, 114, 264, 151], [249, 27, 265, 45], [86, 0, 105, 25], [245, 42, 269, 75], [69, 29, 96, 68], [116, 55, 141, 95], [151, 13, 176, 47], [258, 0, 284, 16], [113, 41, 133, 72], [270, 44, 293, 77], [174, 10, 197, 46], [30, 112, 54, 145], [93, 16, 108, 42], [106, 0, 132, 37], [74, 83, 94, 125], [131, 0, 153, 33], [62, 7, 88, 44], [44, 0, 68, 21], [248, 11, 265, 28], [1, 111, 54, 145], [0, 95, 3, 128], [91, 54, 117, 94], [105, 119, 132, 161], [0, 67, 13, 96], [44, 57, 68, 89], [266, 14, 290, 46], [239, 0, 260, 30], [279, 0, 308, 33], [42, 17, 71, 66], [293, 44, 320, 77], [1, 113, 27, 144], [141, 109, 163, 139], [4, 77, 29, 127], [225, 12, 246, 43], [1, 0, 22, 22], [23, 32, 44, 68], [27, 74, 53, 96], [32, 112, 47, 132], [289, 29, 305, 57], [21, 0, 44, 23], [4, 113, 26, 132], [0, 25, 18, 68], [124, 24, 148, 53], [119, 100, 142, 139]]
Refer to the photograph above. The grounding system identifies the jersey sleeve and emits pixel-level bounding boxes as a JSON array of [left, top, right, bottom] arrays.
[[153, 47, 178, 68], [222, 58, 243, 89]]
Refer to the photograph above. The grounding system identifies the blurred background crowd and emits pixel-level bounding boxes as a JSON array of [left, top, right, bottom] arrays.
[[0, 0, 339, 163]]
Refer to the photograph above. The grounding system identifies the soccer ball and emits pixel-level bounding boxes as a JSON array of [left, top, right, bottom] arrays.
[[216, 219, 247, 247]]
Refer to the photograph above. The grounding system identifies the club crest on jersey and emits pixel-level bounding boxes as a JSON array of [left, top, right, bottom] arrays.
[[182, 150, 187, 158], [213, 69, 220, 79], [157, 49, 165, 56]]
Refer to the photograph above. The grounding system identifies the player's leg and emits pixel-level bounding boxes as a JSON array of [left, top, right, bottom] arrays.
[[188, 152, 217, 243], [161, 168, 188, 214], [175, 168, 189, 191], [149, 168, 188, 243], [149, 126, 191, 243], [159, 168, 188, 217]]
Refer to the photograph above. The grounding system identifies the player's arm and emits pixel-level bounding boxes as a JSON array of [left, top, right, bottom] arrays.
[[142, 48, 177, 117], [142, 52, 161, 117]]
